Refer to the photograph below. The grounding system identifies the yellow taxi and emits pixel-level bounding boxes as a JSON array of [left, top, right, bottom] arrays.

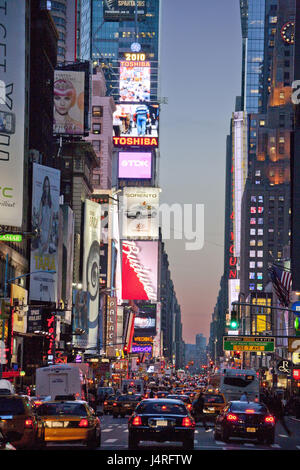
[[36, 400, 102, 448], [203, 392, 227, 416]]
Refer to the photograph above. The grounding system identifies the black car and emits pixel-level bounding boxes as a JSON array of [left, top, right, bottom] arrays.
[[214, 401, 276, 445], [128, 399, 195, 450], [166, 395, 193, 412]]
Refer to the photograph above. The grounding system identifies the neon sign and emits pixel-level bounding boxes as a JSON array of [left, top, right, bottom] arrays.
[[113, 136, 158, 147]]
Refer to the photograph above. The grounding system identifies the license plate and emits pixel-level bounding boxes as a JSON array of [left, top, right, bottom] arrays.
[[156, 420, 168, 427], [246, 427, 256, 433], [124, 404, 130, 407], [52, 421, 64, 428]]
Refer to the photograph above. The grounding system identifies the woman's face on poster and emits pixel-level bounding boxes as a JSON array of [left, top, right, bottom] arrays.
[[54, 94, 73, 115], [43, 177, 50, 195]]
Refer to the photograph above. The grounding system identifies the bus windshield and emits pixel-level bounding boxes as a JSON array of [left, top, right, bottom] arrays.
[[223, 375, 254, 388]]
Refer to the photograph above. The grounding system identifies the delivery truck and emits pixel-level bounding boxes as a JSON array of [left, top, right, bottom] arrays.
[[35, 363, 88, 400]]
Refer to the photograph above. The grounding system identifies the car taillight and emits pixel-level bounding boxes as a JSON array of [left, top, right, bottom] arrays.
[[113, 402, 117, 406], [182, 417, 193, 427], [104, 401, 108, 405], [226, 413, 238, 422], [24, 419, 34, 429], [34, 401, 43, 407], [79, 419, 89, 428], [265, 415, 275, 424], [187, 404, 192, 410], [132, 416, 142, 426]]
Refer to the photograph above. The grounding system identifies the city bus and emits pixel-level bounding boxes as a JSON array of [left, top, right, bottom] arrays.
[[219, 368, 260, 402]]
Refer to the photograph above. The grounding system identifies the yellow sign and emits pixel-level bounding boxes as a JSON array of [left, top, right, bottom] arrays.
[[233, 345, 265, 352]]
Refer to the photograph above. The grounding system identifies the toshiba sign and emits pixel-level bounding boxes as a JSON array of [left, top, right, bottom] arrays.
[[113, 136, 158, 147], [118, 152, 152, 179]]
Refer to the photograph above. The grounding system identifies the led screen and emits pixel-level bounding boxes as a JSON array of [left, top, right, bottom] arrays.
[[113, 103, 159, 138], [118, 152, 152, 179], [119, 60, 150, 102]]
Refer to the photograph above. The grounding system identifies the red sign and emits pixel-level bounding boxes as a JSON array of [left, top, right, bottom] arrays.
[[113, 136, 158, 148], [293, 369, 300, 380]]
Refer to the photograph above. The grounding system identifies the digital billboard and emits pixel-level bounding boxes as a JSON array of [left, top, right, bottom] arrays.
[[72, 290, 89, 348], [113, 103, 159, 139], [30, 164, 61, 303], [103, 0, 146, 22], [119, 59, 150, 102], [122, 241, 158, 301], [118, 152, 152, 179], [0, 1, 26, 227], [121, 187, 160, 239], [53, 70, 85, 135], [134, 303, 157, 336]]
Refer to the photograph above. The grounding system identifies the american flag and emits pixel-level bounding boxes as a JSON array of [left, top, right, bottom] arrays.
[[269, 264, 292, 307]]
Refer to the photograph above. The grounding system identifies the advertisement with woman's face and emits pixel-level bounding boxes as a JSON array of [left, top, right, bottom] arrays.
[[53, 70, 85, 135], [30, 163, 60, 302]]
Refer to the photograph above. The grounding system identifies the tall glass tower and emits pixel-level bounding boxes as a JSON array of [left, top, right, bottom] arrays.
[[80, 0, 160, 100]]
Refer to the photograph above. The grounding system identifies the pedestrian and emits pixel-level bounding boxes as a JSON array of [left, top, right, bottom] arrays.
[[240, 392, 248, 401], [192, 392, 209, 431], [272, 394, 292, 436]]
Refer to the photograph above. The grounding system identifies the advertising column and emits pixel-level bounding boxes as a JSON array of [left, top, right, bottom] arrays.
[[82, 200, 101, 354]]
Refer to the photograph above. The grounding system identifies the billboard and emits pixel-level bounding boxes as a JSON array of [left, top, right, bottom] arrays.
[[118, 151, 152, 179], [122, 241, 158, 301], [0, 1, 26, 227], [121, 187, 160, 239], [53, 70, 85, 135], [103, 0, 146, 22], [113, 103, 159, 139], [119, 60, 150, 102], [134, 303, 157, 336], [82, 199, 101, 352], [72, 290, 89, 348], [61, 205, 75, 324], [30, 164, 60, 303]]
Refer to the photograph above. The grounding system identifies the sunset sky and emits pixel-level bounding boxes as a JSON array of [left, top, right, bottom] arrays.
[[159, 0, 242, 343]]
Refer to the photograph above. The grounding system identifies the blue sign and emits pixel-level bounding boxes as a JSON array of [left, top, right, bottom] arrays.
[[292, 302, 300, 315]]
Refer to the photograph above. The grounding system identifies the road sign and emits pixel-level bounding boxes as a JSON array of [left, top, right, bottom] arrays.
[[223, 335, 275, 352], [292, 302, 300, 315], [0, 234, 23, 242]]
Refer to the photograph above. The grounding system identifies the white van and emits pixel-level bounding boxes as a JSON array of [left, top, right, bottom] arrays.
[[0, 379, 15, 395], [35, 364, 88, 401]]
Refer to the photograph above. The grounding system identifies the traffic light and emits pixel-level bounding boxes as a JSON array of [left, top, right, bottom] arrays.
[[294, 316, 300, 336], [123, 345, 128, 356], [230, 310, 239, 329]]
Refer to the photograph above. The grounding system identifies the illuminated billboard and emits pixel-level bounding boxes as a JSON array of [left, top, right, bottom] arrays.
[[122, 241, 158, 301], [119, 59, 150, 102], [113, 103, 159, 140], [103, 0, 146, 22], [121, 187, 160, 239], [118, 152, 152, 179], [30, 164, 60, 303], [0, 1, 26, 227], [134, 303, 157, 336], [53, 70, 85, 135]]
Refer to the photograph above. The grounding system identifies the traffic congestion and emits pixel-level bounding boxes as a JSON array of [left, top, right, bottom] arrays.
[[1, 364, 300, 451]]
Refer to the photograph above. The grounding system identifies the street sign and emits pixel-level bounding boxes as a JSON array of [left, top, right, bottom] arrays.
[[292, 301, 300, 315], [223, 335, 275, 352], [0, 234, 23, 242]]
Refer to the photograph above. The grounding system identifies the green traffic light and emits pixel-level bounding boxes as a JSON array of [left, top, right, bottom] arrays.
[[230, 320, 238, 329]]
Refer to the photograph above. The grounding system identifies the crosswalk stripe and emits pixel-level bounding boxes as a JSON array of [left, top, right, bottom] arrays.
[[104, 439, 118, 443], [102, 429, 113, 432]]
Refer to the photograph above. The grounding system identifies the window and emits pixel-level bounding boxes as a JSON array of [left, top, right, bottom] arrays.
[[250, 218, 256, 225], [249, 284, 255, 291], [249, 273, 256, 280], [92, 106, 103, 117], [257, 240, 263, 246], [92, 140, 101, 152], [251, 207, 257, 214], [257, 261, 263, 268], [92, 123, 101, 134], [250, 240, 256, 246], [250, 262, 256, 269], [250, 250, 256, 258], [258, 196, 263, 203], [255, 170, 261, 176], [257, 284, 263, 291], [257, 251, 263, 257], [251, 196, 257, 203], [258, 229, 263, 235], [257, 273, 263, 280], [258, 218, 264, 224], [250, 229, 256, 236]]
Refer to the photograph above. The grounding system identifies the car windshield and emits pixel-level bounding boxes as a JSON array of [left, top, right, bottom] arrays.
[[136, 402, 187, 415], [204, 395, 225, 404], [118, 395, 139, 401], [0, 398, 25, 415], [230, 402, 267, 413], [36, 403, 88, 416]]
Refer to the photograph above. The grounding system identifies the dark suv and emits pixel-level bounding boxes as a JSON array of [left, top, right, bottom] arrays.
[[0, 395, 41, 449]]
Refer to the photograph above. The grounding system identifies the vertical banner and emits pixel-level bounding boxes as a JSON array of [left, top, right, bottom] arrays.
[[62, 205, 75, 324], [72, 289, 89, 348], [153, 302, 161, 358], [82, 200, 101, 353], [30, 164, 60, 302], [0, 0, 26, 226]]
